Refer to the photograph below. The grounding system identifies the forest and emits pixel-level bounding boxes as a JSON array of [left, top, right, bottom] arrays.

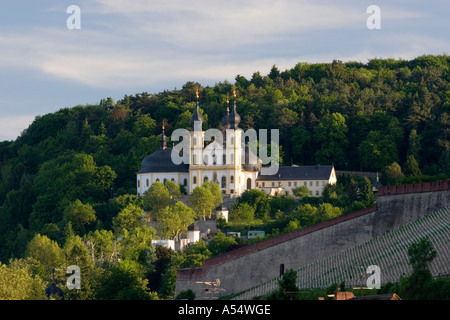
[[0, 54, 449, 299]]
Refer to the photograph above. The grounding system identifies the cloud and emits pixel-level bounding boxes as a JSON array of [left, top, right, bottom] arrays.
[[0, 115, 36, 141], [0, 0, 445, 92]]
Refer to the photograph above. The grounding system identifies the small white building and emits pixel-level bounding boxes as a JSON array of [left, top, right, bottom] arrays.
[[256, 164, 337, 197], [187, 223, 200, 244]]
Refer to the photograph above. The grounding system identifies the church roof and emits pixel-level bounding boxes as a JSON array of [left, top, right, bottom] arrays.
[[138, 147, 189, 174], [256, 165, 334, 181], [228, 100, 241, 129]]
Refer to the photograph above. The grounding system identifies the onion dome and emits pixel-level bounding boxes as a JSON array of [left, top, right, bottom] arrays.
[[138, 121, 189, 174], [228, 91, 241, 129]]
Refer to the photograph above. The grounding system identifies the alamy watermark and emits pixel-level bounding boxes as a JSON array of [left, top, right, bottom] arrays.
[[171, 122, 280, 176], [366, 5, 381, 30], [66, 5, 81, 30], [366, 265, 381, 289], [66, 265, 81, 290]]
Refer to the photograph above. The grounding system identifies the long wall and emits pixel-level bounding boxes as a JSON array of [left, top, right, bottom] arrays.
[[175, 180, 450, 299]]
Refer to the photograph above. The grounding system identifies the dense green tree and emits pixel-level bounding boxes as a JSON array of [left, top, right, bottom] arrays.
[[292, 185, 310, 199], [358, 131, 398, 171], [25, 234, 65, 274], [230, 203, 256, 224], [360, 178, 375, 206], [239, 189, 271, 220], [383, 162, 405, 185], [190, 182, 222, 220], [207, 231, 237, 256], [405, 155, 422, 176], [63, 200, 96, 235], [112, 203, 144, 234], [314, 112, 349, 167], [0, 260, 47, 300], [143, 181, 171, 215], [94, 260, 157, 300], [156, 202, 196, 240]]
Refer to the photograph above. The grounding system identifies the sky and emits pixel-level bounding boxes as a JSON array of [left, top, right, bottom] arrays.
[[0, 0, 449, 141]]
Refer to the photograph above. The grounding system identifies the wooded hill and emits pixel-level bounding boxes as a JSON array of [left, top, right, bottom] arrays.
[[0, 55, 449, 298]]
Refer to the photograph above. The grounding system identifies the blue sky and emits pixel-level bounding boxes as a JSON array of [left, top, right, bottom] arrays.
[[0, 0, 449, 141]]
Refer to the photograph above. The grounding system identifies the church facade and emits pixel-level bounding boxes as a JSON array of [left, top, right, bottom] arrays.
[[136, 95, 336, 198]]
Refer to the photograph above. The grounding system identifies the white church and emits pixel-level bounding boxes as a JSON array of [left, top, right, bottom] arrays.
[[136, 94, 336, 198]]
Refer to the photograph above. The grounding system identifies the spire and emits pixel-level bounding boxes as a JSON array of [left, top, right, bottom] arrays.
[[221, 93, 230, 128], [160, 120, 167, 149], [228, 87, 241, 129], [190, 89, 203, 130]]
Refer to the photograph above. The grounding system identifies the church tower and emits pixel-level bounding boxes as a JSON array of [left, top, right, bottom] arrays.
[[225, 88, 243, 195], [189, 90, 205, 192]]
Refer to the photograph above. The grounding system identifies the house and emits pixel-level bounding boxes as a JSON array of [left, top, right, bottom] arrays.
[[256, 164, 337, 196]]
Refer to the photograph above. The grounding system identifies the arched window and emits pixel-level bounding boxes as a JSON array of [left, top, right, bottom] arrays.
[[193, 176, 197, 184], [222, 154, 226, 165], [280, 264, 285, 276], [221, 176, 226, 188], [183, 178, 187, 186], [171, 178, 175, 182], [137, 180, 140, 188], [163, 178, 167, 184], [247, 178, 252, 189], [146, 179, 149, 187], [193, 154, 197, 165], [204, 176, 208, 183], [230, 175, 234, 184], [156, 178, 160, 182]]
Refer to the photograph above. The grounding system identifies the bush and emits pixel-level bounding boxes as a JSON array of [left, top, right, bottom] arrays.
[[176, 289, 196, 300]]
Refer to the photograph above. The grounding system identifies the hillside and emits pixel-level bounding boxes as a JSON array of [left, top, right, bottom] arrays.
[[0, 55, 449, 299]]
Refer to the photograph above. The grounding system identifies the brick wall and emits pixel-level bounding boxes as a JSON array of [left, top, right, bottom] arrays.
[[377, 180, 450, 196]]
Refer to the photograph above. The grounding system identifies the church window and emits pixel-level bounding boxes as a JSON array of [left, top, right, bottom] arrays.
[[230, 175, 234, 184], [280, 264, 285, 276], [247, 178, 252, 189], [230, 154, 234, 164], [137, 180, 140, 188], [204, 176, 208, 183], [193, 176, 197, 184], [156, 179, 160, 182], [163, 178, 167, 184], [222, 154, 226, 165], [146, 179, 149, 187], [171, 178, 175, 182], [221, 176, 226, 188], [193, 154, 197, 165], [184, 178, 187, 186]]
